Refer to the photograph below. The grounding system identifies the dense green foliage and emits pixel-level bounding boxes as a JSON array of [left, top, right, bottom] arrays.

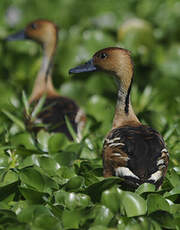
[[0, 0, 179, 229]]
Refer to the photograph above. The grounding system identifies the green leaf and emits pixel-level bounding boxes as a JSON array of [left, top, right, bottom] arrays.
[[17, 205, 52, 223], [0, 181, 18, 201], [150, 211, 176, 229], [10, 132, 36, 150], [62, 209, 83, 229], [119, 190, 147, 217], [164, 185, 180, 199], [0, 170, 18, 186], [31, 94, 46, 119], [55, 190, 91, 210], [84, 177, 123, 202], [89, 226, 108, 230], [92, 205, 113, 226], [118, 216, 162, 230], [22, 91, 30, 116], [0, 209, 18, 225], [64, 176, 84, 191], [55, 151, 78, 167], [65, 116, 78, 142], [166, 169, 180, 188], [147, 194, 170, 214], [19, 167, 58, 193], [1, 109, 25, 131], [48, 133, 69, 153], [37, 156, 60, 176], [170, 204, 180, 218], [102, 184, 147, 217], [101, 186, 120, 213], [135, 183, 156, 195], [37, 130, 51, 152], [19, 187, 48, 204], [34, 213, 63, 230]]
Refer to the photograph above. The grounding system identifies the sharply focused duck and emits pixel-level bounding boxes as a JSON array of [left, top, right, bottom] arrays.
[[6, 19, 85, 140], [69, 47, 169, 188]]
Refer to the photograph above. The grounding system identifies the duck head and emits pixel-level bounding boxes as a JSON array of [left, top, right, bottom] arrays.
[[6, 19, 58, 46], [69, 47, 133, 90]]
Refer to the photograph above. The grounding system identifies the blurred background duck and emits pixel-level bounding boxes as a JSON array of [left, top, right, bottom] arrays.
[[6, 19, 85, 141], [69, 47, 169, 189]]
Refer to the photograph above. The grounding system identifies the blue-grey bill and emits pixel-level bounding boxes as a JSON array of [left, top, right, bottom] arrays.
[[69, 59, 97, 74], [5, 29, 26, 41]]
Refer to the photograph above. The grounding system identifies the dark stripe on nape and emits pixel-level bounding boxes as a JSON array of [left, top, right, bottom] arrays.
[[45, 58, 54, 81], [125, 78, 133, 114]]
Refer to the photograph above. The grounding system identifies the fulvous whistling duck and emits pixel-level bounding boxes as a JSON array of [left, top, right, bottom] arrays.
[[6, 19, 85, 141], [69, 47, 169, 189]]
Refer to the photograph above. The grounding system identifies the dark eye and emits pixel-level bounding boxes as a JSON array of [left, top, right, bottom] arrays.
[[99, 53, 108, 59], [31, 23, 37, 30]]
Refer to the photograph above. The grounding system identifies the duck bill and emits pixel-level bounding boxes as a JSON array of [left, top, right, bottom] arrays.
[[69, 59, 97, 74], [5, 29, 26, 41]]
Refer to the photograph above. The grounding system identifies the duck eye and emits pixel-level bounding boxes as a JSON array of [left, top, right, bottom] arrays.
[[31, 23, 37, 30], [99, 53, 108, 59]]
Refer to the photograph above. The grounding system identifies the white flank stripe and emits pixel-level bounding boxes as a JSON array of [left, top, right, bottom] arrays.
[[112, 154, 129, 161], [161, 148, 169, 157], [109, 142, 125, 147], [148, 170, 162, 182], [115, 167, 139, 180], [161, 148, 168, 153], [105, 137, 121, 143], [157, 159, 164, 166], [112, 153, 121, 156]]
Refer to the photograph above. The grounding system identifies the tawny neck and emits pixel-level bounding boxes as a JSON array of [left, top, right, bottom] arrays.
[[29, 39, 58, 103], [112, 79, 140, 129]]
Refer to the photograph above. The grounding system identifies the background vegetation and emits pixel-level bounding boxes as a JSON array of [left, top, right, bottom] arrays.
[[0, 0, 179, 229]]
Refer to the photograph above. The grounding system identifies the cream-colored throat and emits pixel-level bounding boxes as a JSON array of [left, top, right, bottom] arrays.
[[112, 86, 140, 129], [29, 46, 58, 103]]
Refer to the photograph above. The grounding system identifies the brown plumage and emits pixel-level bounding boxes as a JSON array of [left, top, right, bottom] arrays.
[[69, 47, 169, 188], [6, 19, 85, 141]]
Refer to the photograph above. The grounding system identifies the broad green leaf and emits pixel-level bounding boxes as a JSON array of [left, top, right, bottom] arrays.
[[135, 183, 156, 195], [48, 133, 69, 153], [56, 166, 76, 180], [0, 209, 18, 225], [10, 132, 36, 150], [34, 213, 63, 230], [100, 183, 147, 217], [89, 226, 108, 230], [17, 205, 52, 223], [64, 176, 84, 191], [62, 209, 83, 229], [55, 190, 91, 210], [19, 167, 58, 193], [164, 185, 180, 199], [92, 205, 113, 226], [147, 194, 170, 214], [166, 169, 180, 188], [37, 130, 51, 152], [150, 211, 176, 229], [0, 181, 18, 201], [55, 151, 77, 167], [84, 177, 122, 202], [170, 204, 180, 218], [119, 190, 147, 217], [0, 170, 18, 186], [101, 186, 120, 213], [118, 216, 162, 230], [37, 156, 60, 176], [19, 187, 48, 204]]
